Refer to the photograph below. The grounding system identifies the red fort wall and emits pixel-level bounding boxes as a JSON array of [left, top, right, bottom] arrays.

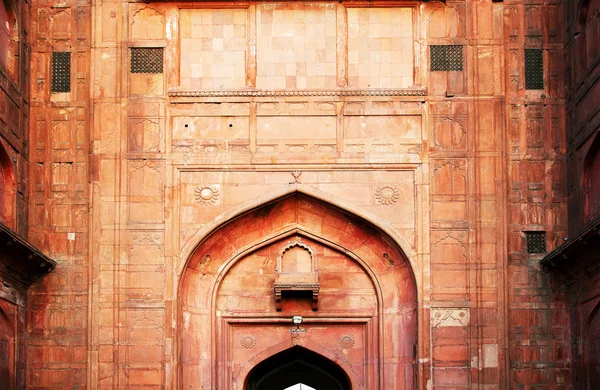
[[20, 0, 571, 389]]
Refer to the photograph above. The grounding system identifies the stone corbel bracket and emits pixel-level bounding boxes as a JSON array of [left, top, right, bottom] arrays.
[[274, 283, 320, 311]]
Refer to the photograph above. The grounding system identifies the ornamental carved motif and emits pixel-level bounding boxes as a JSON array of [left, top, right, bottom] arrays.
[[339, 335, 355, 349], [375, 185, 400, 205], [169, 88, 426, 98], [194, 186, 219, 205], [240, 335, 256, 349]]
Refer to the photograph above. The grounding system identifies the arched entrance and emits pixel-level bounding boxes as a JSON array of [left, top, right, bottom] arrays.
[[0, 304, 15, 390], [587, 303, 600, 389], [245, 346, 351, 390], [178, 190, 418, 389]]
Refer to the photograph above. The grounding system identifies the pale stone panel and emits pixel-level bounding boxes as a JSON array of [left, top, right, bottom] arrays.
[[347, 8, 413, 88], [343, 115, 421, 141], [172, 116, 249, 140], [256, 3, 337, 89], [180, 9, 247, 89], [129, 73, 164, 96], [431, 200, 467, 221], [257, 116, 336, 140]]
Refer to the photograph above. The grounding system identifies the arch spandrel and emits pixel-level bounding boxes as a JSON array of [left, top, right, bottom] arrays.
[[179, 192, 418, 310], [178, 190, 418, 389], [178, 185, 418, 282]]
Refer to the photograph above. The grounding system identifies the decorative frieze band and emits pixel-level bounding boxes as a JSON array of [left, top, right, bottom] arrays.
[[168, 88, 427, 98]]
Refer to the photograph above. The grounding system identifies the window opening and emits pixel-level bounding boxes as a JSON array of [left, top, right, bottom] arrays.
[[526, 231, 546, 254], [430, 45, 463, 71], [130, 48, 163, 74], [525, 49, 544, 90], [588, 148, 600, 219], [52, 52, 71, 93], [0, 0, 18, 80]]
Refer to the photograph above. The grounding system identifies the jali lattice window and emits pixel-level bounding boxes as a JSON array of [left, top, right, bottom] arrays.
[[130, 48, 163, 74], [51, 52, 71, 93], [526, 231, 546, 254], [525, 49, 544, 90], [430, 45, 464, 71]]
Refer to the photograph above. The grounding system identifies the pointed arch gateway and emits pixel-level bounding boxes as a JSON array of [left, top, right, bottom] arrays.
[[178, 187, 418, 389]]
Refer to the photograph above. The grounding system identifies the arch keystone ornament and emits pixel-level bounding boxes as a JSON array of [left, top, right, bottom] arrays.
[[178, 189, 418, 389]]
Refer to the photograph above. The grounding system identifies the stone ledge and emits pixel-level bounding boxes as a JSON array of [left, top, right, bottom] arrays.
[[0, 222, 56, 288], [168, 88, 427, 98], [541, 216, 600, 284]]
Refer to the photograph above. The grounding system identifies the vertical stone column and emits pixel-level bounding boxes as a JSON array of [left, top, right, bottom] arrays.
[[503, 1, 570, 388], [28, 0, 92, 388]]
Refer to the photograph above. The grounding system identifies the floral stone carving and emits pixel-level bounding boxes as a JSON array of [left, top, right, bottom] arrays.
[[375, 185, 400, 205], [194, 186, 219, 205]]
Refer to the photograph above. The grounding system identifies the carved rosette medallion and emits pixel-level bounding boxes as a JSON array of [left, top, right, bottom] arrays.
[[240, 335, 256, 349], [375, 185, 399, 205], [194, 186, 219, 205], [339, 335, 355, 349]]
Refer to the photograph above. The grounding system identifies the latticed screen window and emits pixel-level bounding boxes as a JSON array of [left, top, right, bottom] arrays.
[[130, 48, 163, 74], [51, 52, 71, 93], [525, 49, 544, 90], [526, 231, 546, 254], [430, 45, 463, 71]]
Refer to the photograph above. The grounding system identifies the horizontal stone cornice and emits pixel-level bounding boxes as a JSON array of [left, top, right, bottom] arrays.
[[168, 88, 427, 98]]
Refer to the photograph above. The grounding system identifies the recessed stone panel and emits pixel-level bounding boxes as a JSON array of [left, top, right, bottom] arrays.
[[172, 116, 249, 141], [257, 116, 336, 141], [343, 115, 421, 141]]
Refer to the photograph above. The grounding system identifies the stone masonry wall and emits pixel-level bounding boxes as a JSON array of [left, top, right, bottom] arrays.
[[27, 1, 570, 389]]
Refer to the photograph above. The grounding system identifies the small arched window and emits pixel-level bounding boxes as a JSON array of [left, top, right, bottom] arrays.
[[585, 134, 600, 220], [0, 0, 18, 81], [589, 150, 600, 218], [0, 142, 15, 229], [587, 303, 600, 389], [0, 305, 15, 390], [578, 0, 600, 29], [578, 0, 591, 30]]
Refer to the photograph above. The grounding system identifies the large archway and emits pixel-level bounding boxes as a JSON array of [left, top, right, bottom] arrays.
[[178, 191, 418, 389], [244, 346, 351, 390]]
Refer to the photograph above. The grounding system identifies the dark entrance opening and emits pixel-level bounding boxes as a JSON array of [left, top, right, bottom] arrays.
[[245, 346, 351, 390]]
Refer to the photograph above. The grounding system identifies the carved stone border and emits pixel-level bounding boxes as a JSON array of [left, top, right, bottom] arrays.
[[169, 88, 427, 98]]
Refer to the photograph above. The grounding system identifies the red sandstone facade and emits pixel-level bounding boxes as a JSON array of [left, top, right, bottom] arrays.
[[0, 0, 587, 389]]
